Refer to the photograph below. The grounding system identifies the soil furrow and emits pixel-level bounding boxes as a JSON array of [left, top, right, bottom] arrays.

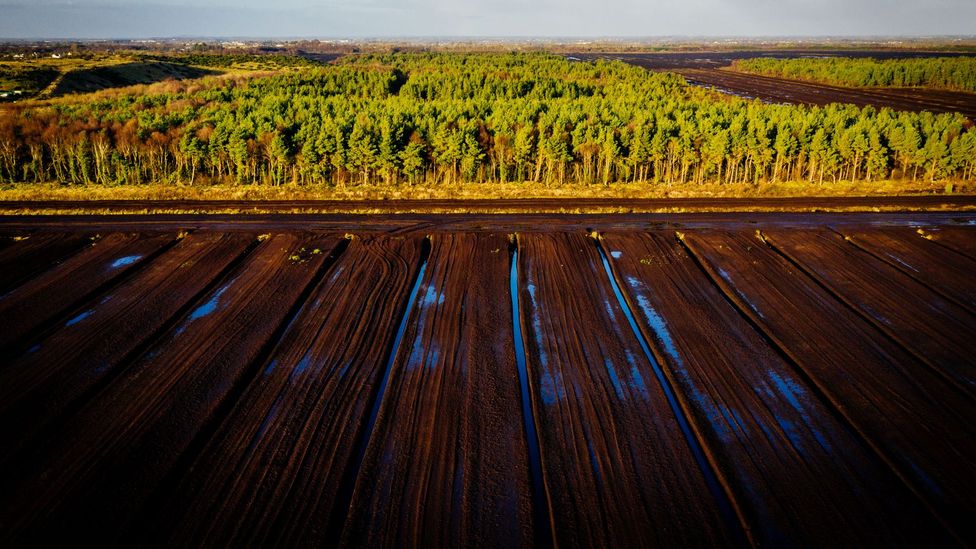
[[0, 231, 178, 355], [681, 230, 976, 541], [511, 236, 557, 549], [134, 235, 423, 548], [917, 226, 976, 261], [0, 232, 94, 295], [761, 229, 976, 391], [593, 236, 749, 545], [341, 233, 535, 547], [831, 227, 976, 314], [0, 232, 343, 547], [603, 231, 952, 546], [0, 232, 254, 465], [518, 232, 736, 548]]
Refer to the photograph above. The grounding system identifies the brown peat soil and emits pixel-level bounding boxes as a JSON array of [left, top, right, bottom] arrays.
[[573, 52, 976, 118], [0, 207, 974, 547]]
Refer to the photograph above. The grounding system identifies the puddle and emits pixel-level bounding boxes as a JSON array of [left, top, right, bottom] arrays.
[[403, 275, 448, 372], [187, 283, 233, 322], [527, 276, 565, 405], [603, 298, 617, 323], [626, 276, 681, 363], [761, 369, 832, 456], [907, 459, 943, 498], [623, 273, 739, 442], [109, 255, 142, 269], [604, 358, 626, 401], [581, 421, 603, 487], [294, 349, 314, 377], [624, 350, 650, 400], [422, 284, 445, 307], [65, 309, 93, 327], [362, 241, 429, 438], [861, 303, 891, 325], [173, 276, 240, 336], [510, 244, 552, 548], [337, 359, 353, 378], [596, 240, 744, 540]]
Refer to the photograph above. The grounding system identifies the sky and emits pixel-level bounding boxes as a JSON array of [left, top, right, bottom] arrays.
[[1, 0, 974, 39]]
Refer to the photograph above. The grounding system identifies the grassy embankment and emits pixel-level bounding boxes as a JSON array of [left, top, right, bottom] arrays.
[[0, 52, 318, 100]]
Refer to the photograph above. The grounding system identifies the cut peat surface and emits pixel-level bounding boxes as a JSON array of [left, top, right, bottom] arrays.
[[342, 233, 536, 548], [0, 231, 176, 354], [0, 232, 255, 465], [600, 232, 951, 546], [0, 232, 94, 295], [141, 235, 423, 548], [919, 226, 976, 261], [673, 68, 976, 118], [518, 232, 738, 547], [834, 227, 976, 313], [0, 233, 344, 546], [761, 229, 976, 390], [0, 212, 974, 547], [682, 230, 976, 541]]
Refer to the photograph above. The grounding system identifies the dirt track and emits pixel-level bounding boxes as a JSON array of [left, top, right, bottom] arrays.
[[3, 195, 976, 214], [1, 211, 974, 546]]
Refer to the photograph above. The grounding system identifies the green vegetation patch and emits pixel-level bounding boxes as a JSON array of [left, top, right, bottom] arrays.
[[140, 53, 323, 71], [0, 64, 59, 98], [732, 57, 976, 93], [52, 61, 219, 96], [1, 52, 974, 195]]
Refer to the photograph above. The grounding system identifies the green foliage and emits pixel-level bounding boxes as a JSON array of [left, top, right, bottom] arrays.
[[733, 57, 976, 93], [140, 53, 321, 70], [0, 65, 59, 97], [1, 52, 975, 189]]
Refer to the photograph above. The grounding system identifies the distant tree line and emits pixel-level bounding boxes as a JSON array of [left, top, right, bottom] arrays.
[[139, 53, 322, 70], [1, 53, 974, 188], [732, 57, 976, 93]]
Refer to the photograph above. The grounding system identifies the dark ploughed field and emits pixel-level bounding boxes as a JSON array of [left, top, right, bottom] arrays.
[[674, 68, 976, 119], [572, 52, 976, 119], [0, 208, 974, 547]]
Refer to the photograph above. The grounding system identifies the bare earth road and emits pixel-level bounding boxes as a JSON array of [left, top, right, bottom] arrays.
[[3, 195, 976, 214]]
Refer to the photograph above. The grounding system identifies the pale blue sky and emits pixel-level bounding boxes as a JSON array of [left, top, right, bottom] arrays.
[[1, 0, 973, 39]]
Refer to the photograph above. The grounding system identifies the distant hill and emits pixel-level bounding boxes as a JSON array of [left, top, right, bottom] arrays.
[[50, 61, 218, 96]]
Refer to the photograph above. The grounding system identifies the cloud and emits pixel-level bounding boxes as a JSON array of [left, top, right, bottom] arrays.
[[0, 0, 973, 38]]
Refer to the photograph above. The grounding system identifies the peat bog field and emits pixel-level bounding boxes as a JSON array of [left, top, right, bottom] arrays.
[[573, 51, 976, 118], [0, 208, 974, 547]]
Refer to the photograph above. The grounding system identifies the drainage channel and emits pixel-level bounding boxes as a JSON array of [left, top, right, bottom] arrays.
[[510, 236, 555, 549], [593, 236, 750, 548], [327, 236, 431, 541]]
